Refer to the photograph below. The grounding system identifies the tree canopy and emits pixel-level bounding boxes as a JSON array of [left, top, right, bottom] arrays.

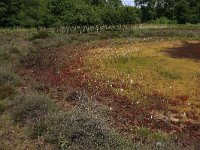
[[135, 0, 200, 24], [0, 0, 199, 29]]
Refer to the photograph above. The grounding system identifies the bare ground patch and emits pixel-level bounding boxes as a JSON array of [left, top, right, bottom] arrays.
[[164, 42, 200, 61]]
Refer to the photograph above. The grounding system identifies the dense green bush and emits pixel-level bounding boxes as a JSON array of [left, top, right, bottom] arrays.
[[150, 17, 177, 24], [11, 92, 56, 123]]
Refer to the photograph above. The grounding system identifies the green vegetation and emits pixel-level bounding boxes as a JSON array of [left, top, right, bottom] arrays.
[[0, 0, 140, 31], [135, 0, 200, 24], [108, 55, 155, 74], [157, 70, 182, 80], [150, 17, 177, 24], [30, 30, 50, 40], [1, 0, 200, 32], [134, 127, 170, 143]]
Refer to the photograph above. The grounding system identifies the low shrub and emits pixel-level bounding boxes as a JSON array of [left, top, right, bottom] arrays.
[[30, 120, 48, 139], [0, 101, 7, 112], [0, 45, 22, 61], [0, 70, 21, 87], [11, 92, 56, 123], [32, 103, 134, 150], [0, 49, 9, 60], [0, 86, 16, 100], [30, 31, 49, 40], [20, 47, 58, 69], [32, 82, 49, 92], [9, 45, 21, 55]]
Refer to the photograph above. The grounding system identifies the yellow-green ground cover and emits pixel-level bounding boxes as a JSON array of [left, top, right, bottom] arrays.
[[85, 39, 200, 122]]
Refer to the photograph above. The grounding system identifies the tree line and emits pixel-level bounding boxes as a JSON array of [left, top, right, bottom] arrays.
[[0, 0, 200, 32], [0, 0, 140, 32], [135, 0, 200, 24]]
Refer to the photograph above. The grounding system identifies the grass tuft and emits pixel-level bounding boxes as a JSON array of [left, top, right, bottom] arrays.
[[157, 70, 182, 80]]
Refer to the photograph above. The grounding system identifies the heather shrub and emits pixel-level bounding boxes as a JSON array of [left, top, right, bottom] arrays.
[[11, 92, 56, 123], [30, 31, 49, 40], [0, 101, 7, 112], [0, 86, 15, 100], [32, 103, 134, 150], [0, 70, 21, 87]]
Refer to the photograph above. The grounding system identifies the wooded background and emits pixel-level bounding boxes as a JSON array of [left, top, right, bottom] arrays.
[[0, 0, 200, 32]]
